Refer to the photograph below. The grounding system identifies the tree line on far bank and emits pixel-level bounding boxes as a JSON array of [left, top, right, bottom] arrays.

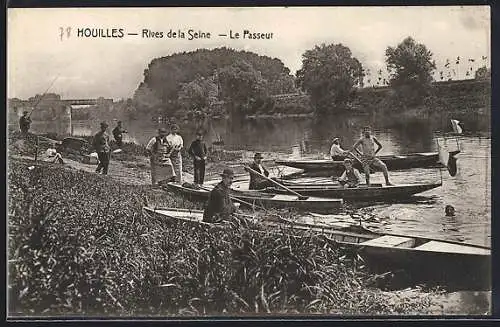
[[12, 37, 490, 124]]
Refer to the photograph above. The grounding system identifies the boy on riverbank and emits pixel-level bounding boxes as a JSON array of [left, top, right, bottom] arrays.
[[92, 122, 111, 175]]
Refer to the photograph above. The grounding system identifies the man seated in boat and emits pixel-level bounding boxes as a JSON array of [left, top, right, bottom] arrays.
[[338, 158, 362, 188], [352, 126, 393, 186], [248, 153, 273, 190], [330, 137, 349, 161], [41, 144, 64, 164], [203, 168, 238, 223]]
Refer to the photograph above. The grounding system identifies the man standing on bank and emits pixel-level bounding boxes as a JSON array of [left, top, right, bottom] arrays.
[[146, 128, 175, 186], [203, 168, 238, 223], [112, 121, 127, 148], [93, 121, 111, 175], [188, 130, 208, 185], [352, 126, 393, 186], [167, 124, 184, 183], [330, 137, 349, 161], [19, 111, 32, 134]]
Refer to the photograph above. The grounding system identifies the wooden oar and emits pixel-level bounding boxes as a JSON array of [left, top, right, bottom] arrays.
[[244, 165, 309, 200], [197, 184, 268, 211]]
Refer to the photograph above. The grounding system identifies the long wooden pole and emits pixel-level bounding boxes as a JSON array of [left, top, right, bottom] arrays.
[[244, 165, 308, 199], [198, 184, 267, 211]]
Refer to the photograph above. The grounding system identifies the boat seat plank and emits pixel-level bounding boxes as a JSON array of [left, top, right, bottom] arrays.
[[414, 241, 490, 255], [360, 235, 415, 248], [271, 194, 296, 200]]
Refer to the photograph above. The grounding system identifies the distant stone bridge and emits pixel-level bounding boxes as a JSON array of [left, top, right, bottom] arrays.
[[62, 98, 113, 106]]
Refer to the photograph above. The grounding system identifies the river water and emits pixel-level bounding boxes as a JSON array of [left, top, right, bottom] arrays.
[[68, 115, 490, 248]]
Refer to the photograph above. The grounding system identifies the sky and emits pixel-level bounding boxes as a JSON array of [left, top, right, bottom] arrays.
[[7, 6, 490, 100]]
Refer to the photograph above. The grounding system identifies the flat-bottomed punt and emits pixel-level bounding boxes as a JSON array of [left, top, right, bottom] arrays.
[[143, 207, 490, 291], [276, 152, 442, 172], [165, 182, 343, 211], [264, 181, 442, 200]]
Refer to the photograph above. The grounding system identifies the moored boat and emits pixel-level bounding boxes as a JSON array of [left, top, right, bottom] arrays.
[[275, 152, 442, 172], [263, 181, 442, 200], [165, 182, 343, 211], [143, 207, 491, 291]]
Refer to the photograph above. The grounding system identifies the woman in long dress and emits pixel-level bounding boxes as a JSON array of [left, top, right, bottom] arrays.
[[166, 124, 184, 183], [146, 128, 176, 186]]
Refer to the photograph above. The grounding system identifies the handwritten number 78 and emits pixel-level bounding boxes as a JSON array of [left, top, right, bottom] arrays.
[[59, 27, 71, 40]]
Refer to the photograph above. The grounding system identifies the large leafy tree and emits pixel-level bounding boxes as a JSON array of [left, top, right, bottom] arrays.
[[296, 43, 364, 114], [217, 60, 268, 116], [385, 37, 436, 105]]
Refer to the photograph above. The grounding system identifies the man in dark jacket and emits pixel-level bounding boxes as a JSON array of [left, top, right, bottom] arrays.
[[19, 111, 32, 133], [188, 130, 208, 185], [93, 121, 111, 175], [112, 121, 127, 147], [203, 168, 237, 223], [248, 153, 273, 190]]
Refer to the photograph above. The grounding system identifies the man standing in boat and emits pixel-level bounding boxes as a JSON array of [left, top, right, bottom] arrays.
[[146, 128, 175, 186], [188, 129, 208, 185], [352, 126, 393, 186], [92, 121, 111, 175], [203, 168, 238, 223], [167, 124, 184, 183], [330, 137, 349, 161], [338, 158, 362, 188], [248, 153, 273, 190]]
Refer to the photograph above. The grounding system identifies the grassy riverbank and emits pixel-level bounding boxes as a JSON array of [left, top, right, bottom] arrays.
[[8, 157, 454, 316]]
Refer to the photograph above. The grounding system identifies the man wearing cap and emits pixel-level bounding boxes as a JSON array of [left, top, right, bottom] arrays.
[[203, 168, 238, 223], [248, 153, 272, 190], [146, 128, 175, 186], [352, 126, 393, 186], [188, 130, 208, 185], [92, 122, 111, 175], [166, 124, 184, 183], [112, 121, 127, 148], [330, 137, 349, 161], [19, 111, 32, 134], [338, 158, 362, 188]]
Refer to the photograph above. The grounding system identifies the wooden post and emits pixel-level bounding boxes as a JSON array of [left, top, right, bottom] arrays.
[[34, 136, 39, 162]]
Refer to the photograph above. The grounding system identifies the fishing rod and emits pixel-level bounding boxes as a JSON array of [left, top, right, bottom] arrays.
[[29, 74, 60, 117]]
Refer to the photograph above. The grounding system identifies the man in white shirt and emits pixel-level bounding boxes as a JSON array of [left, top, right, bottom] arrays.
[[330, 137, 349, 161], [166, 124, 184, 183]]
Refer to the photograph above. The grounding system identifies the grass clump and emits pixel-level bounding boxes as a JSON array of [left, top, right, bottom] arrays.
[[8, 159, 440, 316]]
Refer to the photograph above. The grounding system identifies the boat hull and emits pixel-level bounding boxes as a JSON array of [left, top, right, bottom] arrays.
[[264, 182, 442, 200], [276, 152, 441, 172], [165, 182, 344, 211], [144, 207, 491, 291]]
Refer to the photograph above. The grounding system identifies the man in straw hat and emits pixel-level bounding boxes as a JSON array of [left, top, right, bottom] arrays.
[[146, 128, 176, 186], [203, 168, 238, 223], [338, 158, 362, 188], [166, 124, 184, 183], [92, 121, 111, 175], [330, 137, 349, 161], [248, 152, 272, 190]]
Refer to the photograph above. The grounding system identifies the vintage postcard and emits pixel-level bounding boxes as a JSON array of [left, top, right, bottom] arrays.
[[7, 6, 491, 318]]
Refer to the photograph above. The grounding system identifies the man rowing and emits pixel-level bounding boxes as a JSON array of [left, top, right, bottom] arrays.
[[330, 137, 349, 161], [248, 152, 273, 190], [352, 126, 393, 186]]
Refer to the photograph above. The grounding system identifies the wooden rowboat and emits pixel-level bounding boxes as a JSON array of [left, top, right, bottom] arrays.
[[275, 152, 442, 172], [264, 181, 442, 200], [143, 207, 491, 290], [165, 182, 343, 211]]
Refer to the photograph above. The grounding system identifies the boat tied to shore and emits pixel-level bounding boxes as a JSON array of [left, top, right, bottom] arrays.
[[143, 207, 490, 291]]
